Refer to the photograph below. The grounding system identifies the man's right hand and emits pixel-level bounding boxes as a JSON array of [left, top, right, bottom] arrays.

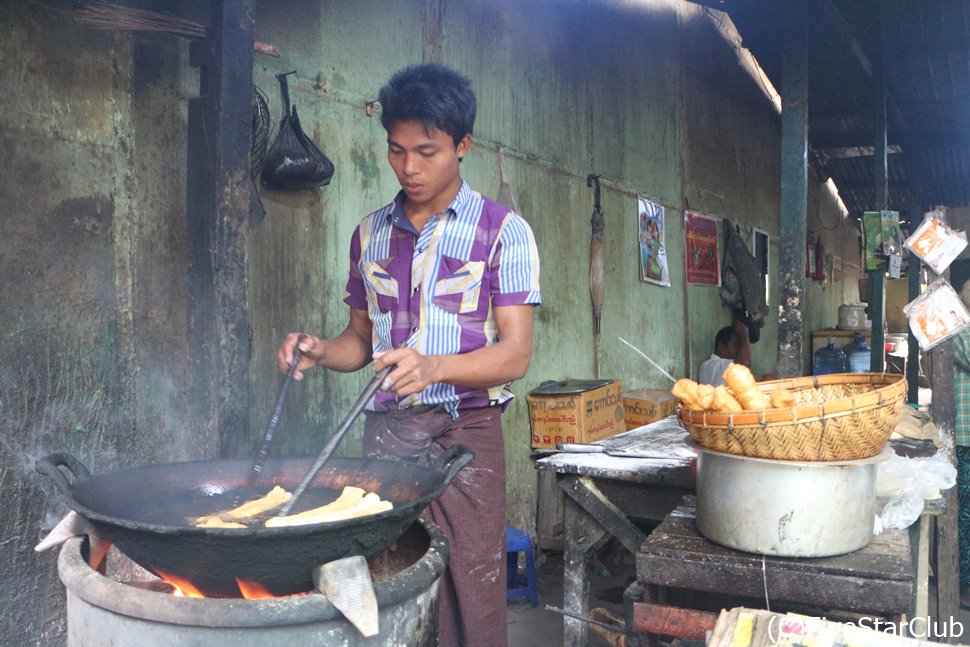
[[277, 333, 327, 381]]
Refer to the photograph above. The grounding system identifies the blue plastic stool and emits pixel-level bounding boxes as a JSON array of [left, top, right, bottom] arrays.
[[506, 527, 538, 607]]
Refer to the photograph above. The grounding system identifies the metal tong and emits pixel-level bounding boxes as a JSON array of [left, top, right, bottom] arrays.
[[277, 363, 394, 517], [249, 333, 306, 482]]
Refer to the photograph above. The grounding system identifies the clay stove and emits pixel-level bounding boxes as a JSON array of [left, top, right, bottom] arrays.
[[58, 518, 447, 646]]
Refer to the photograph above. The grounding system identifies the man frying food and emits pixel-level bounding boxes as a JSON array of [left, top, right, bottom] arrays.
[[277, 63, 541, 647]]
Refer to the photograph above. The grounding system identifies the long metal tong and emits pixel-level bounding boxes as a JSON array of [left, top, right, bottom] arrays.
[[277, 363, 394, 516], [249, 333, 305, 482]]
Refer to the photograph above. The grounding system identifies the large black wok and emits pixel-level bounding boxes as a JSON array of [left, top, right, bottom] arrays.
[[37, 445, 472, 597]]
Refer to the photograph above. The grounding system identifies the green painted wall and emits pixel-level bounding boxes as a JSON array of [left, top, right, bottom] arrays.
[[247, 0, 861, 535], [1, 1, 864, 642]]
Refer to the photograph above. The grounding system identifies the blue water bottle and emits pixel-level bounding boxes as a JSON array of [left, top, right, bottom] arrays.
[[813, 337, 846, 376], [842, 332, 866, 371], [847, 337, 872, 373]]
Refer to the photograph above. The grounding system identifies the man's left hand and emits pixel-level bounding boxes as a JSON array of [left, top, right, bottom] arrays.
[[372, 348, 441, 397]]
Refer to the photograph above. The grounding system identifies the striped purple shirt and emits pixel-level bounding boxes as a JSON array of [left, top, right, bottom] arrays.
[[344, 181, 541, 415]]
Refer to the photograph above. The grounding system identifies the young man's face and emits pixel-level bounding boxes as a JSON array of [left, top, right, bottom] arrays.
[[386, 120, 471, 212]]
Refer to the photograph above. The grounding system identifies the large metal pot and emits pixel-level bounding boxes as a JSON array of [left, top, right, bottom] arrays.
[[37, 446, 472, 597], [694, 443, 890, 557]]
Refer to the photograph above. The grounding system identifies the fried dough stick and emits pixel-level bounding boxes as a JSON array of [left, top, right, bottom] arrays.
[[723, 363, 770, 410], [190, 485, 292, 526], [264, 488, 393, 528], [196, 518, 246, 529], [672, 379, 701, 409], [262, 486, 366, 527], [711, 385, 743, 412], [770, 388, 796, 408]]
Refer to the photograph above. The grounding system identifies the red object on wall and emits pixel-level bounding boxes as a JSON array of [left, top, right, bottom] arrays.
[[806, 236, 825, 280], [814, 239, 825, 280], [806, 236, 816, 277]]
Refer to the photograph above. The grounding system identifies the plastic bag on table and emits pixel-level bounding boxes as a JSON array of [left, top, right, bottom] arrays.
[[876, 448, 956, 530]]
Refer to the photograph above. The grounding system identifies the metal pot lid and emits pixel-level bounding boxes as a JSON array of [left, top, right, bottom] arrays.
[[529, 379, 613, 395]]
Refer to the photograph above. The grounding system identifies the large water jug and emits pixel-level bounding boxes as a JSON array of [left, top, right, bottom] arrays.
[[847, 337, 872, 373], [842, 332, 866, 370], [813, 337, 846, 376]]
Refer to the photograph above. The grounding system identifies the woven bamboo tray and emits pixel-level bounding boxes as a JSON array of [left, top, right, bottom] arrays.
[[677, 373, 907, 461]]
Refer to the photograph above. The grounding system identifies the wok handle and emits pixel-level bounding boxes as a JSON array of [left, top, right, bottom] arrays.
[[35, 452, 92, 495], [434, 444, 475, 488]]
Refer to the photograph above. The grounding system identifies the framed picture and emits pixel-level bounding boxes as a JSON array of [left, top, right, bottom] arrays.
[[685, 211, 720, 286], [638, 196, 669, 286]]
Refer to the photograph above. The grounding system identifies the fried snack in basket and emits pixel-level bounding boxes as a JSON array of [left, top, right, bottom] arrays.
[[722, 363, 770, 410], [711, 385, 743, 412], [672, 378, 744, 413], [696, 384, 716, 410], [672, 378, 702, 409], [770, 388, 796, 409]]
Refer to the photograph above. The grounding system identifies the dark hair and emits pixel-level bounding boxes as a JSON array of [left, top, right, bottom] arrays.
[[714, 326, 736, 353], [378, 63, 476, 147]]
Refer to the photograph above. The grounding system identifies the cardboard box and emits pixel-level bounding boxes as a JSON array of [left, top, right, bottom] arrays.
[[622, 388, 678, 429], [527, 380, 625, 450]]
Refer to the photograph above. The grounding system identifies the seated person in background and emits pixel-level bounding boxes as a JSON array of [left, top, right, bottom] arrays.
[[698, 319, 751, 386]]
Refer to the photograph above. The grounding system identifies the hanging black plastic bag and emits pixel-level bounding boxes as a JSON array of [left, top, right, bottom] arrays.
[[261, 71, 335, 190]]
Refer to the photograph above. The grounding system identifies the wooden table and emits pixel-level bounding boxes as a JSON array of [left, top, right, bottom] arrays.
[[633, 496, 915, 646], [535, 417, 696, 647], [535, 420, 944, 647]]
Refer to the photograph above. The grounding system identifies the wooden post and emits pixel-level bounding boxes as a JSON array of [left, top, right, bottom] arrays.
[[931, 297, 960, 640], [906, 254, 921, 403], [588, 175, 604, 379], [869, 25, 888, 373], [186, 0, 256, 458], [777, 0, 809, 378]]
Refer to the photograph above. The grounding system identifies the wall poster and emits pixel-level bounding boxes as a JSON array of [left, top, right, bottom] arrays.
[[862, 211, 888, 271], [685, 211, 720, 286], [638, 196, 670, 286]]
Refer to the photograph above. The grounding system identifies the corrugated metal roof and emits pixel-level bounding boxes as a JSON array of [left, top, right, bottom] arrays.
[[689, 0, 970, 222]]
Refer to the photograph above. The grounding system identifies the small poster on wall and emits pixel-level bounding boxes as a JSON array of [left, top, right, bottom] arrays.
[[685, 211, 720, 286], [638, 196, 670, 287], [862, 211, 888, 271], [881, 210, 904, 256]]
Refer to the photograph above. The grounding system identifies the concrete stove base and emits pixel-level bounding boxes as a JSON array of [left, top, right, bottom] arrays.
[[59, 518, 447, 647]]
